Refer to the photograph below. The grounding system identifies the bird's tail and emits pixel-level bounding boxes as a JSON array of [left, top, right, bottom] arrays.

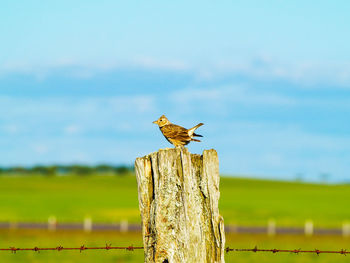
[[188, 123, 204, 136]]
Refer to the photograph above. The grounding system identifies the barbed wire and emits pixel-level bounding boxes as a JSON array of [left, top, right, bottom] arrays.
[[1, 245, 349, 255], [0, 245, 143, 253], [225, 246, 349, 255]]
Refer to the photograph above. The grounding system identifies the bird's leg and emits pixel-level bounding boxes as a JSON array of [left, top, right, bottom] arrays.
[[175, 145, 185, 149]]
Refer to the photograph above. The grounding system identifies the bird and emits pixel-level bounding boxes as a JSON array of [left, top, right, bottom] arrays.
[[152, 115, 204, 147]]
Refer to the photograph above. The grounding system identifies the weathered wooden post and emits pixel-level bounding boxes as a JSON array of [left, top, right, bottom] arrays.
[[135, 148, 225, 263]]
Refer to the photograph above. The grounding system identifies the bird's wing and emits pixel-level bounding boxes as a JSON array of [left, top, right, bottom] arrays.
[[161, 124, 191, 141]]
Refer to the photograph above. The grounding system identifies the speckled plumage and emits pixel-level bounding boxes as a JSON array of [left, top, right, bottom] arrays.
[[153, 115, 203, 147]]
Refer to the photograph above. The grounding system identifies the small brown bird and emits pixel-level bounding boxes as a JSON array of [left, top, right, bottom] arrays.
[[152, 115, 203, 147]]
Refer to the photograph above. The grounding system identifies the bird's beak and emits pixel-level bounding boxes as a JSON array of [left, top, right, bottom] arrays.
[[152, 120, 158, 124]]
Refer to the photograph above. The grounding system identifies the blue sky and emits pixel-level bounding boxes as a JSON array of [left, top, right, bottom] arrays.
[[1, 1, 350, 182]]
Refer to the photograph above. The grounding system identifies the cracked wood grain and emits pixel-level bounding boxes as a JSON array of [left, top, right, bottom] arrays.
[[135, 148, 225, 263]]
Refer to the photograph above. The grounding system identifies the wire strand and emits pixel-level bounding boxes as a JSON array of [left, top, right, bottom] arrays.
[[1, 245, 349, 255]]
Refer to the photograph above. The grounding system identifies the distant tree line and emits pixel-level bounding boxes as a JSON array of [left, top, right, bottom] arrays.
[[0, 164, 134, 176]]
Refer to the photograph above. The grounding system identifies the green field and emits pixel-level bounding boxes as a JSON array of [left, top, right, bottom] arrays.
[[0, 231, 349, 263], [0, 175, 350, 227], [1, 174, 350, 263]]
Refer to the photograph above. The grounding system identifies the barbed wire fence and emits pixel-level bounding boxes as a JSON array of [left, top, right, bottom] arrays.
[[1, 245, 349, 256], [225, 246, 349, 255], [3, 219, 350, 236], [0, 245, 143, 253]]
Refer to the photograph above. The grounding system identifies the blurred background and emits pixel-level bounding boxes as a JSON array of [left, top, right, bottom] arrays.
[[1, 1, 350, 262]]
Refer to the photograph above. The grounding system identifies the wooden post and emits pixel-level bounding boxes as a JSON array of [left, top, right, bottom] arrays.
[[304, 220, 313, 236], [48, 216, 57, 232], [267, 219, 276, 236], [120, 219, 129, 233], [342, 222, 350, 237], [84, 217, 92, 232], [135, 148, 225, 263]]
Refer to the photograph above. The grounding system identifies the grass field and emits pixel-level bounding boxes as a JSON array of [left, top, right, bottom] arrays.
[[1, 174, 350, 262], [1, 230, 349, 263], [0, 174, 350, 227]]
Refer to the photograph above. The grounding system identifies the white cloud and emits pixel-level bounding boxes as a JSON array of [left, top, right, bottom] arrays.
[[0, 95, 157, 143], [107, 96, 155, 113], [2, 56, 350, 87], [171, 85, 297, 112], [131, 56, 189, 71], [205, 58, 350, 87], [64, 124, 82, 135], [0, 95, 155, 116], [2, 124, 20, 134], [32, 144, 49, 154]]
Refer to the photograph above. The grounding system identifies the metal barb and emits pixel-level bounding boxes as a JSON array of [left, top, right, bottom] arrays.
[[127, 245, 134, 251], [80, 245, 86, 253], [293, 248, 300, 254], [56, 246, 63, 251], [105, 243, 112, 250]]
